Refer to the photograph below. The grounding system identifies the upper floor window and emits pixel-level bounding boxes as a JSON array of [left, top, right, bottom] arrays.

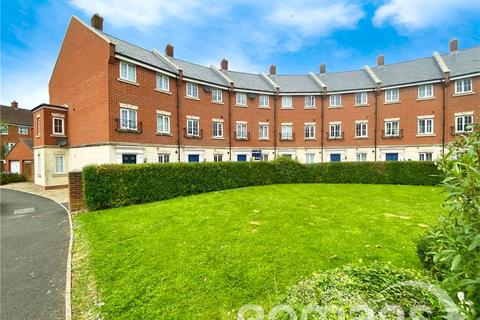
[[53, 155, 65, 174], [236, 92, 247, 106], [281, 124, 293, 140], [36, 116, 40, 136], [282, 96, 292, 108], [329, 123, 342, 139], [355, 92, 368, 105], [186, 82, 199, 98], [385, 88, 399, 103], [18, 126, 28, 135], [259, 123, 269, 140], [259, 95, 269, 108], [418, 118, 434, 135], [0, 124, 7, 135], [455, 78, 472, 94], [120, 61, 136, 82], [385, 120, 400, 136], [120, 108, 137, 130], [211, 89, 223, 103], [355, 122, 368, 138], [187, 118, 200, 136], [418, 84, 433, 99], [52, 117, 65, 135], [236, 122, 248, 139], [304, 123, 315, 139], [157, 113, 171, 134], [212, 120, 224, 138], [156, 73, 169, 91], [329, 95, 341, 107], [455, 114, 473, 133], [304, 96, 315, 108]]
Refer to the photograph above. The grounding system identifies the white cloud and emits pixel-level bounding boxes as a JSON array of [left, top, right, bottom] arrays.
[[373, 0, 480, 30]]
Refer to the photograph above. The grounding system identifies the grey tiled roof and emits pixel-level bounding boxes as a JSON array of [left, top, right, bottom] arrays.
[[169, 58, 228, 86], [223, 71, 274, 92], [319, 70, 376, 92], [371, 57, 444, 87], [442, 46, 480, 77], [0, 105, 33, 126], [269, 75, 320, 93]]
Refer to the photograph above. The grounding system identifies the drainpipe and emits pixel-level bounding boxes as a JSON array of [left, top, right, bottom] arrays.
[[273, 89, 279, 159], [320, 89, 326, 162], [374, 85, 379, 161], [228, 85, 233, 161], [176, 71, 183, 162]]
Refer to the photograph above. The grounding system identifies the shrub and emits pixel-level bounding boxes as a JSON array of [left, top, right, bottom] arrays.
[[416, 126, 480, 318], [280, 264, 448, 319], [83, 159, 441, 210], [0, 172, 25, 185]]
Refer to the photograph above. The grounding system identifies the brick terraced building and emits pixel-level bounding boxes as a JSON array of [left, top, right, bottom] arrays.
[[33, 14, 479, 188]]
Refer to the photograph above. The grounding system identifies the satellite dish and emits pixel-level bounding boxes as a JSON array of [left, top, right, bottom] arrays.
[[203, 85, 212, 92], [57, 138, 67, 147], [248, 93, 256, 99]]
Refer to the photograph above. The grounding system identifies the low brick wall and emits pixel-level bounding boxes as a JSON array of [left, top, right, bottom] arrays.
[[68, 170, 84, 212]]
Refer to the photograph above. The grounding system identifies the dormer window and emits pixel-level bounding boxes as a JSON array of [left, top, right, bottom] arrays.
[[52, 117, 65, 135], [119, 61, 136, 82]]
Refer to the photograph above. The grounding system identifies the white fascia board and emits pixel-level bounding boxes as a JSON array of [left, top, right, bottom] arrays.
[[278, 92, 322, 96], [210, 66, 234, 87], [433, 51, 450, 74], [233, 88, 275, 95], [116, 55, 178, 77], [183, 77, 229, 90], [364, 65, 381, 84], [450, 73, 480, 81], [326, 89, 376, 95], [308, 72, 327, 89], [260, 72, 280, 91], [380, 79, 443, 90], [152, 49, 182, 72]]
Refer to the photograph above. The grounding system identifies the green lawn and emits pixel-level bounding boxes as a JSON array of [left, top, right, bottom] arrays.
[[72, 184, 444, 319]]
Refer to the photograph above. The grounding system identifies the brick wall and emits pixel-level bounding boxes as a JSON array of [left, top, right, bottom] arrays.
[[68, 170, 84, 212]]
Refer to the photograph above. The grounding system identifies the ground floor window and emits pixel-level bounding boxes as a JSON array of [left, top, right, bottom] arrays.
[[330, 153, 341, 162], [213, 154, 223, 162], [419, 152, 433, 161], [280, 154, 292, 160], [158, 154, 170, 163], [54, 155, 65, 173], [122, 154, 137, 164], [237, 154, 247, 162], [261, 154, 269, 161], [385, 153, 399, 161], [305, 153, 315, 164], [188, 154, 200, 162], [356, 153, 367, 161]]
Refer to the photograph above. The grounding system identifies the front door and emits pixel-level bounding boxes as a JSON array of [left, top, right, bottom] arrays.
[[122, 154, 137, 164], [385, 153, 399, 161], [188, 154, 200, 162], [330, 154, 341, 162], [237, 154, 247, 162], [10, 161, 20, 173]]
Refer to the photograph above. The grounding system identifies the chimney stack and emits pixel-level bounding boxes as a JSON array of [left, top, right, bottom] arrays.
[[269, 64, 276, 75], [11, 101, 18, 109], [221, 58, 229, 70], [377, 54, 385, 66], [449, 38, 458, 52], [165, 44, 174, 57], [91, 13, 104, 31], [319, 63, 326, 74]]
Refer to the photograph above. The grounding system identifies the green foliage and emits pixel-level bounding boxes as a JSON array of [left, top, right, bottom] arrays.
[[83, 159, 441, 210], [416, 126, 480, 318], [0, 172, 25, 185], [281, 263, 446, 319]]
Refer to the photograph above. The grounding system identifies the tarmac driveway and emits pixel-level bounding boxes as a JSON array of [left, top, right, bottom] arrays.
[[1, 189, 70, 320]]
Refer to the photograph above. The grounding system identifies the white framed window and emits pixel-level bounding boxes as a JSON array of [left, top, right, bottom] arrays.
[[236, 122, 248, 139], [304, 96, 315, 108], [158, 154, 170, 163], [119, 61, 136, 82], [385, 120, 400, 136], [329, 123, 342, 139], [18, 126, 28, 135], [259, 124, 269, 140], [187, 118, 200, 136], [36, 152, 41, 174], [419, 152, 433, 161], [156, 73, 169, 91], [1, 125, 8, 135], [236, 92, 247, 106], [5, 142, 14, 152], [418, 118, 434, 135], [304, 124, 315, 139], [186, 82, 199, 98], [455, 114, 473, 133], [355, 122, 368, 138], [120, 108, 137, 130], [305, 153, 315, 164], [455, 78, 472, 94], [356, 153, 367, 161], [355, 92, 368, 105], [329, 95, 341, 107], [261, 154, 269, 161], [211, 89, 223, 103], [282, 96, 292, 108], [259, 95, 269, 107], [385, 88, 400, 103], [418, 84, 433, 99], [36, 116, 41, 136], [213, 154, 223, 162], [212, 121, 224, 138], [281, 124, 293, 140], [53, 155, 65, 174], [52, 117, 65, 135], [157, 114, 170, 134]]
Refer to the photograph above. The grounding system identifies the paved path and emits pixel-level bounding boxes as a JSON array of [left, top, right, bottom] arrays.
[[1, 182, 68, 204], [1, 189, 70, 320]]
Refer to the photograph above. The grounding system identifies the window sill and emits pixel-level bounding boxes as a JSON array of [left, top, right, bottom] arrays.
[[235, 104, 248, 108], [156, 132, 173, 136], [211, 101, 224, 105], [384, 101, 401, 105], [118, 128, 141, 134], [416, 134, 436, 137], [258, 138, 270, 141], [211, 137, 225, 140], [354, 137, 369, 140], [117, 78, 139, 86], [304, 138, 317, 141], [52, 173, 67, 177], [50, 134, 67, 137], [328, 106, 343, 109], [155, 89, 172, 95], [280, 107, 293, 110], [354, 104, 369, 107], [258, 106, 271, 109], [304, 107, 317, 110], [453, 92, 475, 97], [416, 97, 435, 101], [185, 96, 200, 101]]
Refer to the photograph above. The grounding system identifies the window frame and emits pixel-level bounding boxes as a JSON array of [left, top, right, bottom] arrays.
[[355, 92, 368, 105], [281, 124, 293, 140], [36, 116, 41, 137], [304, 124, 315, 139], [455, 78, 473, 94], [119, 61, 137, 82], [417, 118, 434, 135], [384, 120, 400, 136], [213, 154, 223, 162], [0, 124, 8, 135], [18, 126, 29, 135], [304, 96, 315, 108], [355, 122, 368, 138], [236, 92, 247, 106], [236, 122, 248, 139], [329, 124, 341, 139], [305, 153, 315, 164], [418, 84, 433, 99], [53, 154, 65, 174], [329, 94, 341, 107], [385, 88, 400, 103], [212, 121, 224, 138], [52, 117, 65, 135], [156, 73, 169, 91], [419, 152, 433, 161], [259, 95, 269, 108], [455, 115, 473, 133], [356, 153, 367, 161], [158, 154, 170, 163], [281, 96, 293, 108], [187, 118, 200, 136], [120, 108, 138, 130], [186, 82, 199, 99], [211, 88, 223, 103], [156, 114, 171, 134], [259, 124, 269, 140]]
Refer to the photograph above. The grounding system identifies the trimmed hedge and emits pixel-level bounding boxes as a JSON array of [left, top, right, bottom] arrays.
[[83, 159, 442, 210], [0, 172, 25, 185]]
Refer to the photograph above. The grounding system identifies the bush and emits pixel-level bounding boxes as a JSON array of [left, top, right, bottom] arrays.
[[0, 172, 25, 185], [83, 159, 441, 210], [416, 126, 480, 318], [280, 264, 448, 319]]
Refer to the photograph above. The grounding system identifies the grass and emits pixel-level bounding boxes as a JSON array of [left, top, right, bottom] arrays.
[[72, 184, 444, 319]]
